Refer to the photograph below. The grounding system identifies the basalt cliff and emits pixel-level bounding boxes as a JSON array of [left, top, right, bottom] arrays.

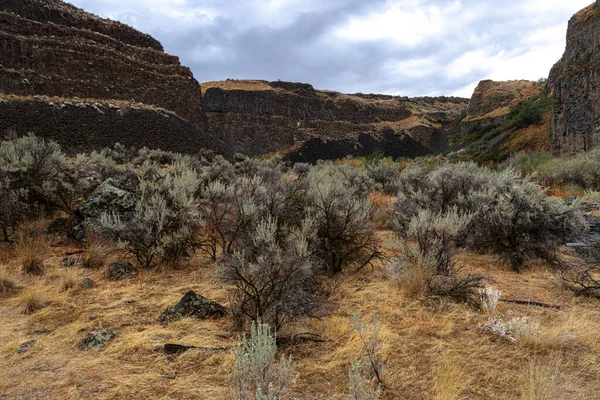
[[202, 80, 468, 161], [549, 1, 600, 155], [0, 0, 469, 160], [0, 0, 207, 153], [4, 0, 600, 161]]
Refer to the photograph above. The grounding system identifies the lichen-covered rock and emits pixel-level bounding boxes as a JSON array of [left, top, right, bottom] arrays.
[[79, 331, 114, 350], [17, 340, 36, 354], [71, 178, 136, 240], [61, 257, 79, 268], [79, 278, 95, 290], [158, 290, 228, 324], [106, 262, 137, 281], [549, 1, 600, 154]]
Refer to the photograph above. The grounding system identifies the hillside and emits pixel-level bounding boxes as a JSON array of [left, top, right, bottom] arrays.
[[450, 80, 552, 162]]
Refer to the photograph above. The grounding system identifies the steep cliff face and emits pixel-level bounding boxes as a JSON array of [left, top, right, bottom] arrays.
[[0, 0, 205, 152], [549, 1, 600, 154], [202, 80, 468, 159]]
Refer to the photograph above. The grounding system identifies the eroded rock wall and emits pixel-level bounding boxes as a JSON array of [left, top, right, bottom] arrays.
[[549, 1, 600, 154], [0, 0, 204, 152]]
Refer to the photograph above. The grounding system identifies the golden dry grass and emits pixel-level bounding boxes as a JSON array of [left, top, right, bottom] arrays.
[[200, 80, 274, 94], [1, 236, 600, 399]]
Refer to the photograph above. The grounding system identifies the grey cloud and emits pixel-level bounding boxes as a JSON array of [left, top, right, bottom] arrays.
[[68, 0, 587, 97]]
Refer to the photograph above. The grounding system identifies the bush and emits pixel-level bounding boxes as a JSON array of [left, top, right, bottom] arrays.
[[464, 169, 586, 271], [508, 94, 551, 129], [0, 134, 85, 214], [306, 165, 381, 273], [365, 159, 400, 195], [217, 218, 319, 331], [232, 319, 294, 400], [18, 288, 51, 314], [351, 313, 386, 392], [394, 162, 587, 271], [0, 135, 85, 239], [98, 160, 202, 269], [0, 274, 18, 298], [398, 208, 471, 276]]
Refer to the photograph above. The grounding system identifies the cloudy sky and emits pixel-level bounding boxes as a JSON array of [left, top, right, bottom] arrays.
[[69, 0, 592, 98]]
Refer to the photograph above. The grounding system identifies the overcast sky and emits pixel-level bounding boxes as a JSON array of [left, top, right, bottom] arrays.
[[69, 0, 592, 98]]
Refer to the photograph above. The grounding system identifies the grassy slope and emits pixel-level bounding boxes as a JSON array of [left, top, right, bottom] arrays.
[[1, 232, 600, 399]]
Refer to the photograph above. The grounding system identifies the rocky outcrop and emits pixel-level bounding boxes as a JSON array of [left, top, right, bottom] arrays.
[[203, 80, 469, 159], [158, 291, 228, 324], [549, 1, 600, 155], [0, 0, 204, 151], [461, 80, 542, 134]]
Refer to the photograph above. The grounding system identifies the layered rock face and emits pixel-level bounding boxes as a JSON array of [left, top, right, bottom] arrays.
[[549, 1, 600, 154], [0, 0, 205, 152], [202, 80, 468, 159], [461, 80, 542, 134]]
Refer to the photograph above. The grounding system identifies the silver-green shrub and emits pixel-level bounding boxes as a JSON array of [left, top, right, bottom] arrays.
[[98, 160, 202, 268], [217, 217, 319, 330], [232, 319, 294, 400]]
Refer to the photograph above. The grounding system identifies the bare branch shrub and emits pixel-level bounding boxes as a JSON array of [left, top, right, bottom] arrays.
[[306, 165, 382, 273], [217, 218, 320, 331]]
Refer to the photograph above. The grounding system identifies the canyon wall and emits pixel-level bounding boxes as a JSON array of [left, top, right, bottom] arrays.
[[549, 1, 600, 154], [0, 0, 204, 152]]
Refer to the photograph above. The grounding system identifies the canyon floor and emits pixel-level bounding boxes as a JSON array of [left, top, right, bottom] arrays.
[[1, 232, 599, 400]]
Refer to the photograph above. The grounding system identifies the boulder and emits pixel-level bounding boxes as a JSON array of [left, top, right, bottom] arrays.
[[158, 291, 228, 324], [106, 262, 137, 281], [79, 278, 95, 289], [79, 331, 114, 350], [71, 178, 136, 240]]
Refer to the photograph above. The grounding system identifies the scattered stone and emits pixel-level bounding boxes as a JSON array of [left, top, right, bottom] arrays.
[[106, 262, 137, 281], [79, 278, 95, 289], [17, 340, 36, 354], [71, 178, 136, 240], [61, 257, 79, 268], [79, 331, 114, 350], [158, 290, 228, 324]]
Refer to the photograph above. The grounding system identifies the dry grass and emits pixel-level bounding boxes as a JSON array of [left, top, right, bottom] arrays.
[[0, 273, 19, 298], [17, 288, 53, 315], [1, 233, 600, 399], [14, 226, 48, 276], [60, 270, 79, 293], [201, 80, 274, 94], [81, 234, 113, 270], [432, 352, 469, 400]]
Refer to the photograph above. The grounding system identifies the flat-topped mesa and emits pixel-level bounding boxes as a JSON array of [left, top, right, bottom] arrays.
[[202, 79, 469, 158], [549, 1, 600, 154], [0, 0, 206, 153]]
